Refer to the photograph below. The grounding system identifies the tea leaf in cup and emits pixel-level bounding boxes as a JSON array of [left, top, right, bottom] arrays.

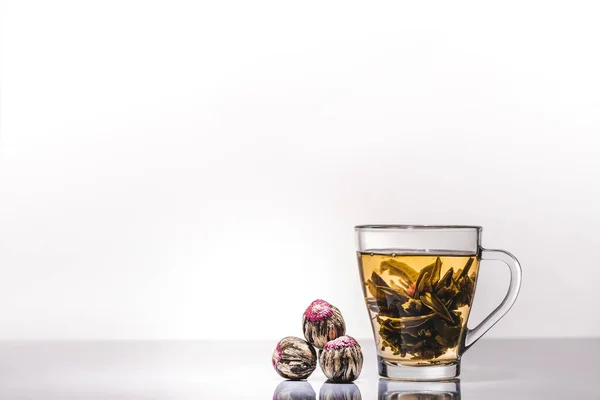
[[419, 292, 454, 323], [435, 333, 455, 348], [380, 259, 419, 285], [386, 313, 436, 329], [436, 283, 460, 305], [389, 281, 412, 303], [432, 315, 461, 341], [430, 257, 442, 287], [402, 298, 423, 315], [458, 257, 474, 280], [380, 286, 409, 305], [371, 271, 390, 288], [414, 270, 432, 298], [367, 281, 391, 307], [453, 276, 475, 308], [436, 267, 454, 291], [369, 272, 409, 303]]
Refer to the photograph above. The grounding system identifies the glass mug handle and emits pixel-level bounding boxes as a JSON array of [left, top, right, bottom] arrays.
[[464, 248, 523, 350]]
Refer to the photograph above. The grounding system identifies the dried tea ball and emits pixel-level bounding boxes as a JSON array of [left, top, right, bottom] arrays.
[[302, 299, 346, 349], [273, 381, 317, 400], [319, 335, 363, 383], [319, 382, 362, 400], [272, 336, 317, 380]]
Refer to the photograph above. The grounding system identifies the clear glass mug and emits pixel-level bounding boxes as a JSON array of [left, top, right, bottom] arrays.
[[355, 225, 522, 380]]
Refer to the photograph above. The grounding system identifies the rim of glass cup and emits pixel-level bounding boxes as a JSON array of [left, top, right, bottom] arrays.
[[354, 224, 482, 230]]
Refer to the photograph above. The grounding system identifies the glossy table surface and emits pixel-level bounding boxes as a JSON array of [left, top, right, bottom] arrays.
[[0, 339, 598, 399]]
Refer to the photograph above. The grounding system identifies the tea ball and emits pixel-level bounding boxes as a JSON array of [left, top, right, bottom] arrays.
[[302, 299, 346, 349], [272, 336, 317, 380], [273, 381, 317, 400], [319, 335, 363, 383]]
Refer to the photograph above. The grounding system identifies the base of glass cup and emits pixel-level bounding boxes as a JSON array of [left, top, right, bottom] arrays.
[[378, 356, 460, 381]]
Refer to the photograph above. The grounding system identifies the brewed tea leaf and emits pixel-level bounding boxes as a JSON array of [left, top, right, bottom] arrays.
[[430, 257, 442, 287], [420, 261, 435, 281], [389, 280, 412, 301], [419, 292, 454, 323], [436, 268, 454, 290], [389, 280, 404, 291], [368, 280, 396, 306], [433, 316, 462, 342], [454, 268, 463, 282], [367, 281, 390, 303], [436, 283, 460, 305], [420, 272, 431, 293], [371, 271, 390, 288], [369, 272, 409, 305], [435, 334, 455, 348], [367, 280, 379, 299], [380, 259, 419, 285], [402, 298, 423, 315], [379, 285, 409, 304], [453, 275, 476, 308], [414, 258, 441, 291], [458, 257, 474, 280], [414, 270, 432, 298], [386, 313, 435, 329]]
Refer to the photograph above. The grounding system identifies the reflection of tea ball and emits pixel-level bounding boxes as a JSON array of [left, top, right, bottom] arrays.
[[319, 382, 362, 400], [319, 336, 363, 383], [272, 336, 317, 380], [273, 380, 317, 400], [302, 299, 346, 349]]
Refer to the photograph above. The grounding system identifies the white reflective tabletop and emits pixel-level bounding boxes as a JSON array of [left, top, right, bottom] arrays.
[[0, 339, 597, 399]]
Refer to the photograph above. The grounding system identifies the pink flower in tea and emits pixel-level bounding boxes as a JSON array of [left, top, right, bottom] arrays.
[[407, 283, 416, 296]]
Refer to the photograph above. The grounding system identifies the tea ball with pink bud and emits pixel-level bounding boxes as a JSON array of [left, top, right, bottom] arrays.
[[272, 336, 317, 380], [319, 335, 363, 383], [302, 299, 346, 349]]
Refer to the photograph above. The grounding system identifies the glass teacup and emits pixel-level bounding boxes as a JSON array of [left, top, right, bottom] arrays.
[[356, 225, 522, 380]]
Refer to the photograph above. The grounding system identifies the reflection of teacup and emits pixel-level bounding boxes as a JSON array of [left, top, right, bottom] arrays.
[[273, 381, 316, 400], [378, 378, 461, 400], [356, 225, 522, 380], [319, 382, 362, 400]]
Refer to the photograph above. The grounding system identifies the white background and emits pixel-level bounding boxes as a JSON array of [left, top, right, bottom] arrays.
[[1, 0, 599, 340]]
